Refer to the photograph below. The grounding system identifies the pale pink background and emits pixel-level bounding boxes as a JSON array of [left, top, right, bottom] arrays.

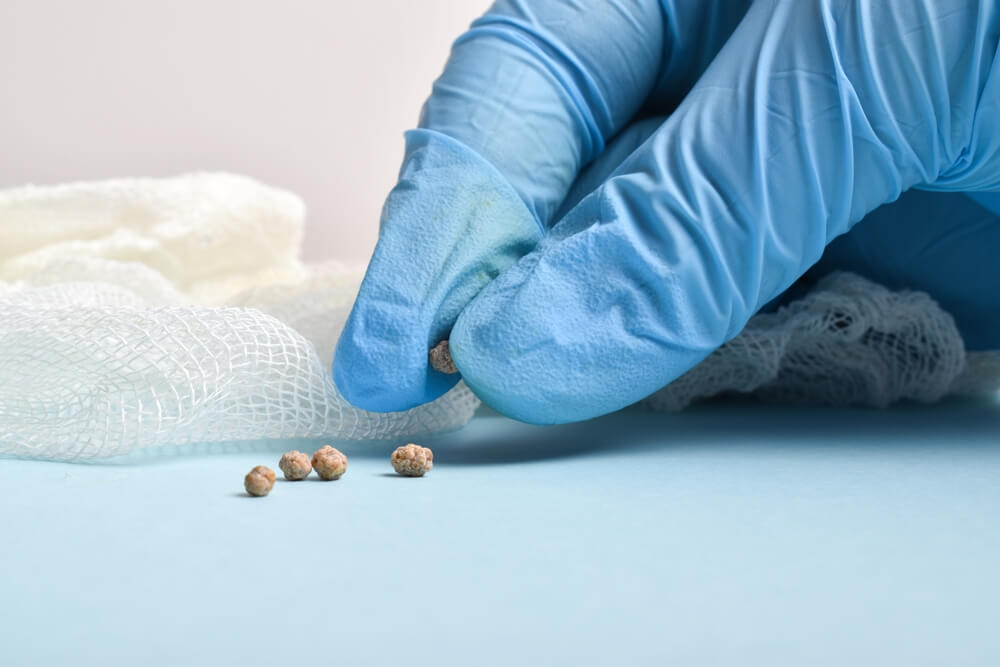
[[0, 0, 491, 262]]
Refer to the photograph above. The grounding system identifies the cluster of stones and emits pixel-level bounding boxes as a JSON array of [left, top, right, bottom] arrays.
[[243, 443, 433, 497]]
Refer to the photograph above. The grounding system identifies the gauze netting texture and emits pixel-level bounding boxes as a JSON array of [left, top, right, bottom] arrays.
[[1, 174, 997, 460], [644, 272, 999, 412], [0, 174, 479, 460]]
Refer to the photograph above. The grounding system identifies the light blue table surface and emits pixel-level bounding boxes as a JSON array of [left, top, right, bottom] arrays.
[[2, 399, 999, 666]]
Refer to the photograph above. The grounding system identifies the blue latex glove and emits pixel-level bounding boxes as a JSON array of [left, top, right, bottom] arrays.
[[335, 0, 1000, 424]]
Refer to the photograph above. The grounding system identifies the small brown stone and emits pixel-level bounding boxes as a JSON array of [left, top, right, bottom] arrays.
[[428, 340, 458, 374], [278, 450, 312, 481], [391, 443, 434, 477], [312, 445, 348, 481], [244, 465, 276, 497]]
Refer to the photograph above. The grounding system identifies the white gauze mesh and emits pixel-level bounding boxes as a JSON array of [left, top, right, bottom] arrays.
[[0, 174, 478, 460], [645, 271, 1000, 412], [1, 174, 996, 460]]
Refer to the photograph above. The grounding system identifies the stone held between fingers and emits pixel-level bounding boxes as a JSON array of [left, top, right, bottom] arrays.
[[244, 465, 276, 496], [428, 340, 458, 374], [312, 445, 348, 480], [391, 443, 434, 477]]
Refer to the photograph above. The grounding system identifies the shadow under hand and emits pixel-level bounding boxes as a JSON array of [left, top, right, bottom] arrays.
[[410, 395, 1000, 466]]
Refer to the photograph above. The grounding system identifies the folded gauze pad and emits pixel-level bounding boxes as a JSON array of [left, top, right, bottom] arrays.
[[0, 174, 996, 460]]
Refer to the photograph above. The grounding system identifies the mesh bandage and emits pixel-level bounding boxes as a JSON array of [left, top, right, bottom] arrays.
[[645, 272, 998, 412], [0, 174, 478, 460], [0, 174, 995, 460]]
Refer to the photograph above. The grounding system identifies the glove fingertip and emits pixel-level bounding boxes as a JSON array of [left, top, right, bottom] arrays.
[[448, 277, 583, 426], [333, 318, 460, 413]]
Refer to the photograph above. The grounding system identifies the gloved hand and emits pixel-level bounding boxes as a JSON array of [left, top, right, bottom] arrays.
[[335, 0, 1000, 424]]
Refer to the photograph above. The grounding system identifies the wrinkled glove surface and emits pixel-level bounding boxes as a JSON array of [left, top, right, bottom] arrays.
[[335, 0, 1000, 424]]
